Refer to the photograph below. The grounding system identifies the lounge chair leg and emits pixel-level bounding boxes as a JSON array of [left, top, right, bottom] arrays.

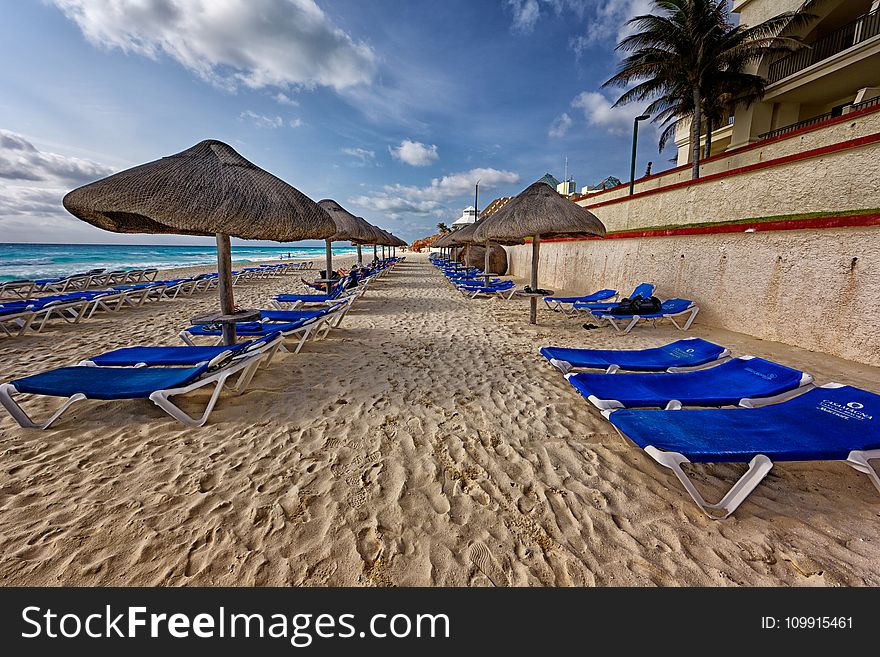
[[0, 384, 87, 429], [669, 308, 699, 331], [846, 450, 880, 494], [227, 359, 262, 394], [178, 331, 196, 346], [149, 372, 235, 427], [644, 447, 773, 519], [622, 316, 641, 334], [549, 358, 571, 375]]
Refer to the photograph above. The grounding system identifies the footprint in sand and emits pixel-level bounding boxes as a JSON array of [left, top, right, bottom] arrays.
[[198, 473, 217, 492], [469, 541, 509, 587]]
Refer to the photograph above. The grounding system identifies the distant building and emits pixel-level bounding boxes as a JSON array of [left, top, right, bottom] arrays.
[[451, 206, 478, 229], [581, 176, 622, 195], [557, 180, 577, 196], [676, 0, 880, 163], [480, 196, 512, 218], [536, 173, 561, 188]]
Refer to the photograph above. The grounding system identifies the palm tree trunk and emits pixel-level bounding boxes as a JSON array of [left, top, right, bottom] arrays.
[[691, 88, 702, 180], [703, 118, 714, 160]]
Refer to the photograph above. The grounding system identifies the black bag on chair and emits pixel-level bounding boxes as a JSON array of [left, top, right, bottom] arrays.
[[609, 295, 662, 315]]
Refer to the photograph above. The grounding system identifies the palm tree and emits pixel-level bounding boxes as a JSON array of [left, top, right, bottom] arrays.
[[436, 222, 451, 234], [604, 0, 813, 179]]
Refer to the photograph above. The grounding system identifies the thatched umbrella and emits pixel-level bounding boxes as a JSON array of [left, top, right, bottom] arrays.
[[360, 222, 385, 264], [433, 231, 452, 259], [448, 216, 491, 279], [318, 199, 374, 292], [377, 229, 396, 261], [63, 139, 335, 344], [474, 181, 605, 324], [351, 217, 378, 265], [391, 234, 406, 258]]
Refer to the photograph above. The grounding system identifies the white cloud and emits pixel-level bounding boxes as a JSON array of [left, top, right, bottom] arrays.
[[571, 91, 647, 136], [349, 167, 519, 218], [389, 139, 439, 167], [51, 0, 377, 92], [569, 0, 653, 57], [548, 112, 573, 138], [273, 92, 300, 106], [289, 118, 304, 128], [506, 0, 589, 33], [239, 110, 284, 128], [0, 130, 114, 183], [0, 129, 115, 231], [341, 147, 375, 167]]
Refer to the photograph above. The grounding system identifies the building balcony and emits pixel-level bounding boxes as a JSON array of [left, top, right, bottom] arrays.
[[767, 6, 880, 85]]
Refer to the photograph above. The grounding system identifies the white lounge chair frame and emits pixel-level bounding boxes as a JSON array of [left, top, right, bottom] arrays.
[[0, 336, 282, 429], [600, 303, 700, 334], [604, 383, 880, 519]]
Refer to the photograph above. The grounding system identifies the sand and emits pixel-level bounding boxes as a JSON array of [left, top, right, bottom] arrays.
[[1, 251, 879, 586]]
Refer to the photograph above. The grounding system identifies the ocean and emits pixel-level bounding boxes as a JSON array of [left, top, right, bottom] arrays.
[[0, 243, 361, 283]]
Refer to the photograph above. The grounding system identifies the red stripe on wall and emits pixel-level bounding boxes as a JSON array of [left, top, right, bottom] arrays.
[[542, 212, 880, 243]]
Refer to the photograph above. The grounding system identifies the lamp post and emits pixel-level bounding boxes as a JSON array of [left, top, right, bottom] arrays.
[[630, 113, 651, 195]]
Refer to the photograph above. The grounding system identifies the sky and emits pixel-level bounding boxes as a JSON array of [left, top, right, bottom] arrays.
[[0, 0, 672, 246]]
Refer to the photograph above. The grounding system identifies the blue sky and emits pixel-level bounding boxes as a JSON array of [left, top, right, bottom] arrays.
[[0, 0, 669, 246]]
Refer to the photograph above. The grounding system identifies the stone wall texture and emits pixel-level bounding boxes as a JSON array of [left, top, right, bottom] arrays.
[[505, 116, 880, 366]]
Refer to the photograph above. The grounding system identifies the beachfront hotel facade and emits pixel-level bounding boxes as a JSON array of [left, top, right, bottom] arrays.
[[675, 0, 880, 162], [503, 0, 880, 367]]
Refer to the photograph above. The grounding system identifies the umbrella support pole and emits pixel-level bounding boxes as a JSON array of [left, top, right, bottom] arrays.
[[484, 241, 492, 285], [324, 239, 334, 294], [215, 232, 237, 345], [530, 235, 540, 325], [357, 244, 363, 266]]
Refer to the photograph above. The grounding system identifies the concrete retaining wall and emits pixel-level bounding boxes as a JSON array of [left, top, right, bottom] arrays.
[[504, 121, 880, 365]]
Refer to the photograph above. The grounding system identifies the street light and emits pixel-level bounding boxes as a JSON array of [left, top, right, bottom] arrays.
[[630, 113, 651, 195]]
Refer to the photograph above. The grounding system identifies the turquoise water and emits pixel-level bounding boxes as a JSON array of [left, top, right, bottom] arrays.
[[0, 243, 360, 282]]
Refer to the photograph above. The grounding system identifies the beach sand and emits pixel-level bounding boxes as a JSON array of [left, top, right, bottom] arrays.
[[1, 251, 879, 586]]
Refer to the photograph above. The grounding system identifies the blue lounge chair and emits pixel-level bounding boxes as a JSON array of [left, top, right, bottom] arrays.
[[0, 334, 282, 428], [0, 305, 37, 337], [606, 384, 880, 518], [272, 278, 351, 306], [539, 337, 730, 374], [544, 289, 618, 313], [566, 356, 812, 411], [458, 280, 517, 300], [179, 302, 348, 353], [572, 283, 655, 314], [83, 333, 280, 367], [593, 298, 699, 334]]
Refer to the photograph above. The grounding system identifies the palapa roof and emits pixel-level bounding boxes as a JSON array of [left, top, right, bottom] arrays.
[[433, 232, 453, 247], [448, 215, 486, 244], [63, 140, 335, 241], [318, 199, 376, 243], [473, 181, 606, 245], [376, 229, 399, 246]]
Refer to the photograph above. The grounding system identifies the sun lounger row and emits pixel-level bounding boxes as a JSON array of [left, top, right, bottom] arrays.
[[540, 337, 880, 518], [0, 261, 308, 302], [7, 268, 162, 297], [0, 258, 400, 424], [431, 258, 520, 301], [0, 260, 393, 427], [544, 283, 700, 334], [0, 274, 223, 337], [0, 290, 365, 428]]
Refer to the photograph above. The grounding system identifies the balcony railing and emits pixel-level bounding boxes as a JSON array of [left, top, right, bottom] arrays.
[[757, 95, 880, 140], [767, 7, 880, 84]]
